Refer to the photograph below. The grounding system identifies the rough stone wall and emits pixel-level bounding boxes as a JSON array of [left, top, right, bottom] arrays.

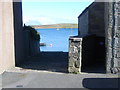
[[68, 37, 82, 73], [70, 1, 120, 74], [0, 1, 15, 73], [105, 1, 120, 73]]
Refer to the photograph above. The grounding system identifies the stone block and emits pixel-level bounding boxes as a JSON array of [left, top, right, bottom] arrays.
[[114, 58, 120, 66], [115, 31, 120, 38], [68, 67, 80, 73], [114, 38, 120, 48], [106, 47, 113, 59], [114, 48, 120, 58]]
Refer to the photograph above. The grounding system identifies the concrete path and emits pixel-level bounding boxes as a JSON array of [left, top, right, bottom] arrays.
[[1, 68, 119, 89], [1, 52, 119, 89]]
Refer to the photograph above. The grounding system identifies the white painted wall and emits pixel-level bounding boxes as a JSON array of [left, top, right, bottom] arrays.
[[0, 1, 15, 74]]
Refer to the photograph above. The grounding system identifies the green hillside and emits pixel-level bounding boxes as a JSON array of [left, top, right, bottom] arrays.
[[32, 23, 78, 29]]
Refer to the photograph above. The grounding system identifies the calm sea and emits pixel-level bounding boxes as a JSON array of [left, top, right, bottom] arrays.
[[37, 28, 78, 52]]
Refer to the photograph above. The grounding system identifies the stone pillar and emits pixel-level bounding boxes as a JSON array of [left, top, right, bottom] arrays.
[[68, 37, 82, 73], [105, 1, 120, 74]]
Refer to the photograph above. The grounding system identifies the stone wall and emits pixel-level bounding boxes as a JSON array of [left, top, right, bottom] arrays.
[[68, 37, 82, 73], [105, 1, 120, 73], [70, 1, 120, 74], [0, 1, 15, 73]]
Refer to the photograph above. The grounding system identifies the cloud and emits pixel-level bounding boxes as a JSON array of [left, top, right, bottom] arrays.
[[23, 16, 77, 25], [23, 16, 56, 25]]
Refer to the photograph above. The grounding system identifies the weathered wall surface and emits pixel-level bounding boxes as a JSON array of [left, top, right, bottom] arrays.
[[13, 2, 26, 65], [78, 9, 89, 36], [78, 2, 105, 37], [89, 2, 105, 37], [105, 1, 120, 73], [72, 1, 120, 74], [0, 1, 40, 71], [13, 2, 40, 65], [23, 30, 40, 57], [0, 1, 15, 73], [68, 37, 82, 73]]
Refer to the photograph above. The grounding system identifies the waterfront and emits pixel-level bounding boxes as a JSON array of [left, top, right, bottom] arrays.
[[37, 28, 78, 52]]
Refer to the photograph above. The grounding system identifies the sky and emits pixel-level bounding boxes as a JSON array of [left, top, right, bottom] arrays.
[[22, 1, 94, 25]]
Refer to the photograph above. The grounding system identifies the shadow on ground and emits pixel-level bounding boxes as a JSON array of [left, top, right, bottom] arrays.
[[82, 78, 120, 89], [17, 52, 107, 74], [17, 52, 68, 73], [81, 62, 106, 74]]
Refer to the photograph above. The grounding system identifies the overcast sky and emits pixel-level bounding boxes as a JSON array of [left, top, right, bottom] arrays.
[[22, 1, 94, 25]]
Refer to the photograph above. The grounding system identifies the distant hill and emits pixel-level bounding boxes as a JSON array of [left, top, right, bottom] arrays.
[[31, 23, 78, 29]]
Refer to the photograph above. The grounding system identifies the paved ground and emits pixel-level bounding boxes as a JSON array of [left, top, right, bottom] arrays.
[[1, 52, 120, 89], [18, 52, 68, 73], [17, 52, 106, 74], [1, 68, 119, 89]]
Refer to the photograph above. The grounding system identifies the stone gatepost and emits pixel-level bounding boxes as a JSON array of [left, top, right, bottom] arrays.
[[68, 37, 82, 73]]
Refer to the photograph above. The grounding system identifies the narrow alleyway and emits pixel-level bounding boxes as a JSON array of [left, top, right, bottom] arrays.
[[17, 51, 106, 74], [18, 52, 68, 73]]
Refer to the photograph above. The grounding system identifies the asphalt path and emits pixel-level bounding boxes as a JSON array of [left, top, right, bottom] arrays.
[[2, 71, 119, 89]]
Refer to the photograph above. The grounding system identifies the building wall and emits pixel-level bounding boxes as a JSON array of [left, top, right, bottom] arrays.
[[89, 2, 105, 37], [77, 1, 120, 74], [0, 1, 40, 73], [105, 1, 120, 73], [13, 2, 26, 65], [13, 2, 40, 65], [0, 1, 15, 73], [23, 30, 40, 57], [78, 9, 89, 36], [78, 2, 105, 37]]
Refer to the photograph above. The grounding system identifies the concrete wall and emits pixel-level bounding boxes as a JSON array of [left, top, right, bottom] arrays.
[[0, 1, 15, 73]]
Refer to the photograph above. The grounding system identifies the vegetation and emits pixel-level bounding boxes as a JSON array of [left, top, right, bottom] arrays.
[[23, 25, 40, 41]]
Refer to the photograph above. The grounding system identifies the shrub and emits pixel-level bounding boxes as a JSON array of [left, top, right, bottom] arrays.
[[23, 25, 40, 41]]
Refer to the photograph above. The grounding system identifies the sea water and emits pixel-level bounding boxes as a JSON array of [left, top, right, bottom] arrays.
[[37, 28, 78, 52]]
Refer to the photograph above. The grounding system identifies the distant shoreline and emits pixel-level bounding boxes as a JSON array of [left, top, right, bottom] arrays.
[[34, 27, 78, 29], [31, 23, 78, 29]]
